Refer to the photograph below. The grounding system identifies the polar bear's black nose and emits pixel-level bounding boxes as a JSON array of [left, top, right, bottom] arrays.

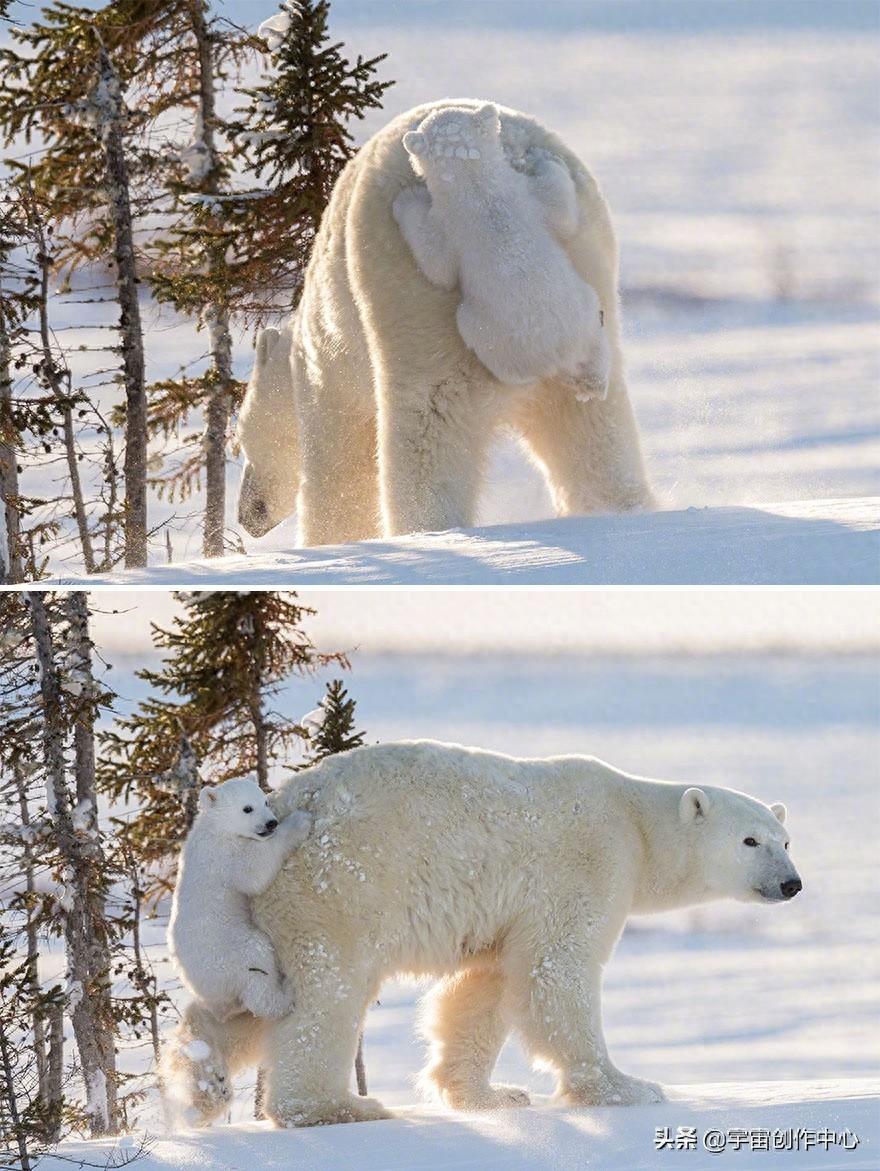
[[780, 878, 802, 899], [265, 818, 278, 832]]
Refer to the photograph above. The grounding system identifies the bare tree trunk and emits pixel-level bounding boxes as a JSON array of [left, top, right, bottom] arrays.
[[14, 771, 47, 1106], [23, 184, 95, 574], [0, 1018, 32, 1171], [125, 845, 161, 1068], [26, 591, 118, 1137], [94, 47, 147, 569], [45, 1002, 64, 1143], [0, 278, 23, 584], [189, 0, 234, 559]]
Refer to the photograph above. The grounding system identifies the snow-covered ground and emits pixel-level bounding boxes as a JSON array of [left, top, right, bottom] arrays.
[[36, 1082, 880, 1171], [4, 2, 878, 582], [35, 639, 880, 1168], [52, 495, 880, 585]]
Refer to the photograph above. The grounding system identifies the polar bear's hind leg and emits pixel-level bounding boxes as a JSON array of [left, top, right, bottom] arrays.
[[421, 962, 530, 1110]]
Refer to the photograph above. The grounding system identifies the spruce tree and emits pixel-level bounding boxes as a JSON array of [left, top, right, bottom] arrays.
[[229, 0, 393, 315], [99, 591, 348, 876]]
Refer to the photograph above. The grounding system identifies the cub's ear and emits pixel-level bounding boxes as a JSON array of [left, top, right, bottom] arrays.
[[770, 802, 787, 824], [255, 327, 281, 368], [679, 787, 710, 823], [474, 102, 500, 131], [403, 130, 427, 158], [198, 786, 217, 811]]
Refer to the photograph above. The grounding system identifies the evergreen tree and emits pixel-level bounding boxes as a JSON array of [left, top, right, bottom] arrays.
[[303, 678, 366, 762], [99, 591, 348, 877], [229, 0, 393, 315]]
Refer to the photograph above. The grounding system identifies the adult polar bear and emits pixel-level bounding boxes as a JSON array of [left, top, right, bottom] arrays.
[[236, 100, 654, 545], [199, 741, 800, 1128]]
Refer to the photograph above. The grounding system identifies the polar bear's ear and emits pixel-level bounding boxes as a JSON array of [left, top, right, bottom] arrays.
[[255, 327, 281, 368], [474, 102, 500, 132], [770, 802, 787, 824], [679, 787, 710, 823], [198, 786, 217, 811], [403, 131, 427, 158]]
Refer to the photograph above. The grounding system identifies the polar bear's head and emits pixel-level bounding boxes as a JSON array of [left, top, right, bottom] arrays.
[[197, 778, 279, 840], [679, 786, 802, 904], [236, 325, 300, 539], [403, 103, 503, 180]]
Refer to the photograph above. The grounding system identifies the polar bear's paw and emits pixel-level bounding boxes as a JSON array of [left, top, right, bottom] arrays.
[[271, 1093, 393, 1128], [439, 1081, 531, 1110], [561, 1069, 665, 1108]]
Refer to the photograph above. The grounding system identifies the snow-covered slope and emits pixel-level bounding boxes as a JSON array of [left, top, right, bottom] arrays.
[[48, 496, 880, 585], [36, 1081, 880, 1171]]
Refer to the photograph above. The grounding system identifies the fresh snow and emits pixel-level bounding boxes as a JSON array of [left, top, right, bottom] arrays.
[[33, 1081, 880, 1171], [47, 496, 880, 585]]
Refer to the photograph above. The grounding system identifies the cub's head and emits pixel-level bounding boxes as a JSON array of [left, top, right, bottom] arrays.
[[679, 786, 802, 905], [403, 103, 503, 180], [236, 325, 299, 539], [198, 778, 278, 840]]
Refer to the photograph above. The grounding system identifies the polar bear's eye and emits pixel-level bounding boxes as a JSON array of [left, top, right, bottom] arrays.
[[743, 837, 758, 847], [243, 805, 253, 814]]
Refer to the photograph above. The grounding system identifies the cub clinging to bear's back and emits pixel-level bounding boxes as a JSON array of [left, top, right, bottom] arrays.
[[393, 102, 610, 401], [168, 777, 310, 1021]]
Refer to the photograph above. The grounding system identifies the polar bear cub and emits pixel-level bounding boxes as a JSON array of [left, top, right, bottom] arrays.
[[169, 778, 310, 1021], [393, 103, 610, 400]]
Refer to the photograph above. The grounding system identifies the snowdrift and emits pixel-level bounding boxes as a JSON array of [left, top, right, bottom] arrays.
[[48, 496, 880, 586], [37, 1079, 879, 1171]]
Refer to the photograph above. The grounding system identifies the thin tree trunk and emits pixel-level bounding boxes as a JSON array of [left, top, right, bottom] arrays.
[[44, 1003, 63, 1144], [126, 847, 161, 1067], [95, 47, 147, 569], [27, 591, 118, 1137], [0, 276, 23, 584], [14, 772, 47, 1106], [189, 0, 234, 559], [0, 1019, 32, 1171], [24, 184, 95, 574]]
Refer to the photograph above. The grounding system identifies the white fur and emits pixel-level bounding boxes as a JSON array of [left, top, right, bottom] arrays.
[[236, 99, 654, 546], [168, 778, 311, 1021], [395, 104, 610, 397], [192, 742, 801, 1128]]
